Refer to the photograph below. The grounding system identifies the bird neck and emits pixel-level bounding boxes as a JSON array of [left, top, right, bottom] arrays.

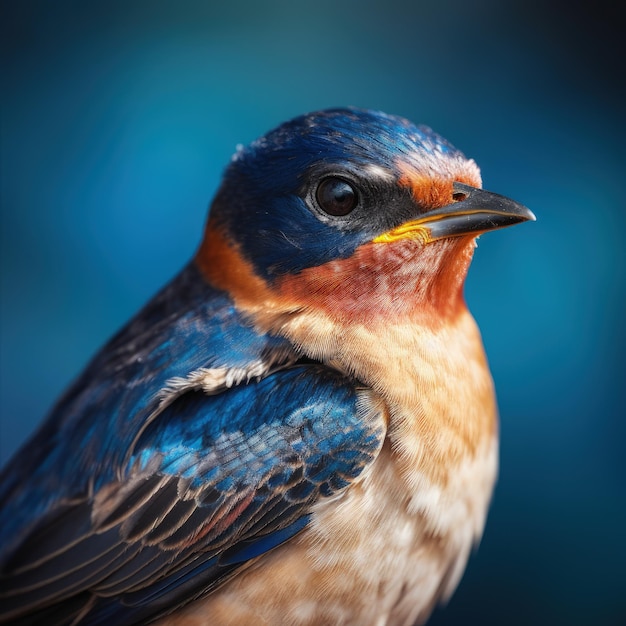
[[274, 237, 476, 326], [274, 296, 498, 484], [196, 225, 476, 330], [196, 227, 495, 478]]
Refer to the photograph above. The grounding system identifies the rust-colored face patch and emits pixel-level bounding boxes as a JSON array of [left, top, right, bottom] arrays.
[[196, 221, 474, 329], [275, 237, 474, 324], [395, 159, 481, 211]]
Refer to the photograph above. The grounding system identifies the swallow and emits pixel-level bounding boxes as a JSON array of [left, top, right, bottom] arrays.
[[0, 107, 534, 625]]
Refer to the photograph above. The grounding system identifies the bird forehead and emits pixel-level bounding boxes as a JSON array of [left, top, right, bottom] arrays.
[[394, 156, 482, 209]]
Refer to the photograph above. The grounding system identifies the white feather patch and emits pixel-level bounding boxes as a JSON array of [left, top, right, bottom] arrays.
[[156, 348, 299, 409]]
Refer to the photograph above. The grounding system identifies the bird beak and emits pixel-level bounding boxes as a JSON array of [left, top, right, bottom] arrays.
[[373, 182, 536, 244]]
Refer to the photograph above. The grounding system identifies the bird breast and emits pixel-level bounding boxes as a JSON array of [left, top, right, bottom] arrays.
[[158, 309, 498, 625]]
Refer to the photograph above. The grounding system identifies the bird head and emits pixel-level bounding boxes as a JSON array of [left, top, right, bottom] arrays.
[[196, 108, 534, 326]]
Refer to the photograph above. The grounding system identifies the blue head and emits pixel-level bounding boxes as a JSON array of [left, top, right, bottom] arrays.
[[201, 107, 484, 281]]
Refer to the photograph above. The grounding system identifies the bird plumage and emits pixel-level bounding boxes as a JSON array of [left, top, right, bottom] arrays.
[[0, 107, 533, 625]]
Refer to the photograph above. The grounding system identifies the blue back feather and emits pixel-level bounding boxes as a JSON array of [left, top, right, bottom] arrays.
[[0, 263, 293, 556]]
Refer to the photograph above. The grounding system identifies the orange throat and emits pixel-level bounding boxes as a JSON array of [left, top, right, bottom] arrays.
[[275, 236, 477, 325], [196, 225, 477, 328], [196, 226, 495, 470]]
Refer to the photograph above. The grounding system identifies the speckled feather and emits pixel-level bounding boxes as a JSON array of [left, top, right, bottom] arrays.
[[0, 107, 531, 625]]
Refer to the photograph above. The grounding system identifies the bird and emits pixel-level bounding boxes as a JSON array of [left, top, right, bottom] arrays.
[[0, 107, 534, 626]]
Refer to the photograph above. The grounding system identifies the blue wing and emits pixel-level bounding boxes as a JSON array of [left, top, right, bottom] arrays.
[[0, 263, 295, 551], [0, 366, 384, 625], [0, 265, 385, 625]]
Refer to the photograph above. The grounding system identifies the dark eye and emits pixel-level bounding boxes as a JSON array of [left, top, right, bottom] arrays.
[[316, 177, 358, 216]]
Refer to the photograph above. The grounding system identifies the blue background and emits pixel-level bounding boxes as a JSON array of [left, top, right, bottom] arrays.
[[1, 1, 624, 624]]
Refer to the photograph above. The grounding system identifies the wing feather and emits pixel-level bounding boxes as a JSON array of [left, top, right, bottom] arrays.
[[0, 365, 385, 625]]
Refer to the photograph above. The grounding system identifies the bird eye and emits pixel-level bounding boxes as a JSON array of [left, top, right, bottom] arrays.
[[316, 177, 358, 216]]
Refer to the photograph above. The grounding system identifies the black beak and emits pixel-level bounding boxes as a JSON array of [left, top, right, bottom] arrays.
[[374, 182, 535, 244]]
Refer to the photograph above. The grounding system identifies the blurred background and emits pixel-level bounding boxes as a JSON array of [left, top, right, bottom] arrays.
[[1, 1, 624, 624]]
